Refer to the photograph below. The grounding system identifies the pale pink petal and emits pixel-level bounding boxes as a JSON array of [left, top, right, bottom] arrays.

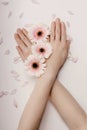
[[8, 11, 12, 18], [51, 14, 56, 20], [4, 49, 10, 55], [11, 70, 20, 81], [67, 10, 74, 15], [68, 52, 78, 63], [21, 81, 29, 87], [0, 37, 3, 45], [2, 1, 9, 5], [13, 98, 18, 108], [13, 56, 22, 64], [19, 12, 24, 19], [66, 21, 70, 28], [0, 91, 4, 98], [31, 0, 39, 4], [3, 91, 9, 95], [0, 91, 9, 97], [10, 89, 17, 95]]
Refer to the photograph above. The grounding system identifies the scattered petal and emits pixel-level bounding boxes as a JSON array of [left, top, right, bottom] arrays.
[[3, 90, 9, 95], [10, 89, 17, 95], [51, 14, 56, 20], [0, 91, 4, 98], [30, 0, 39, 4], [11, 70, 20, 81], [4, 49, 10, 55], [19, 12, 24, 19], [21, 81, 29, 87], [0, 91, 9, 98], [0, 33, 3, 45], [67, 10, 74, 15], [1, 1, 9, 5], [68, 52, 78, 63], [13, 56, 22, 64], [67, 35, 73, 42], [66, 21, 70, 28], [8, 11, 12, 18], [13, 98, 18, 108]]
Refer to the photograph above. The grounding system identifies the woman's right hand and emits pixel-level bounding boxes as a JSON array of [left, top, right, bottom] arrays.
[[45, 18, 70, 75]]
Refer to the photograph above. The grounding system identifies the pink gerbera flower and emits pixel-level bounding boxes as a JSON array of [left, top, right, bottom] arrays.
[[27, 24, 50, 43], [24, 55, 46, 77], [31, 42, 52, 59]]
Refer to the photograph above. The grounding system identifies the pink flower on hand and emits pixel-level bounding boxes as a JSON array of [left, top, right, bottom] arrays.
[[24, 55, 46, 77], [31, 42, 52, 59], [28, 24, 50, 43]]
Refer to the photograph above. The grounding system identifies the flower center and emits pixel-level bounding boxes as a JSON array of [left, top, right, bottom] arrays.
[[37, 31, 43, 36], [32, 62, 38, 69], [40, 48, 45, 53]]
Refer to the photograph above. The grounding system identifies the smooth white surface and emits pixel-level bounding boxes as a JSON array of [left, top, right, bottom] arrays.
[[0, 0, 87, 130]]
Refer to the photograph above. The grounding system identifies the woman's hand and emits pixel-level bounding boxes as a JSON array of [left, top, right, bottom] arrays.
[[46, 18, 70, 75], [14, 28, 32, 61], [14, 18, 70, 77]]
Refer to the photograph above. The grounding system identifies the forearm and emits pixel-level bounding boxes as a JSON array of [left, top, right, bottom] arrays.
[[17, 72, 56, 130], [50, 80, 87, 130]]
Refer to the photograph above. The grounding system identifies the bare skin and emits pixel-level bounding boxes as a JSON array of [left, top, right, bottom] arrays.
[[14, 19, 87, 130]]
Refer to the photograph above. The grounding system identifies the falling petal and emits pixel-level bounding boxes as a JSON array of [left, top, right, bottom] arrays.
[[1, 1, 9, 5], [30, 0, 39, 4], [67, 35, 73, 42], [10, 89, 17, 95], [67, 10, 74, 15], [13, 98, 18, 108], [0, 91, 4, 98], [3, 91, 9, 95], [8, 11, 12, 18], [11, 70, 20, 81], [68, 52, 78, 63], [66, 21, 70, 28], [0, 37, 3, 45], [4, 49, 10, 55], [72, 57, 78, 63], [19, 12, 24, 19], [22, 81, 29, 87], [51, 14, 56, 20], [13, 56, 22, 64]]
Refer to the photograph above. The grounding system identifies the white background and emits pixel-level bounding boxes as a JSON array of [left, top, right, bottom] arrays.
[[0, 0, 87, 130]]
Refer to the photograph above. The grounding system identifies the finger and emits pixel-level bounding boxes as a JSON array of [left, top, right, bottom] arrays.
[[22, 28, 28, 34], [17, 28, 30, 47], [47, 35, 50, 42], [51, 22, 55, 42], [61, 22, 66, 42], [16, 46, 25, 62], [67, 40, 71, 50], [14, 33, 27, 51], [22, 28, 32, 45], [55, 18, 61, 41]]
